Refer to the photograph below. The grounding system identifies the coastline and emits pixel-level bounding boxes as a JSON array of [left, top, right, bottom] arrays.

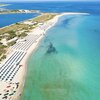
[[0, 13, 40, 30], [0, 12, 89, 100], [0, 10, 41, 15], [11, 13, 60, 100], [16, 12, 88, 100], [0, 4, 10, 7]]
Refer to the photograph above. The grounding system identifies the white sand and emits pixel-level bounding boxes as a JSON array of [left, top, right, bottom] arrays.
[[0, 12, 88, 100], [15, 12, 89, 99]]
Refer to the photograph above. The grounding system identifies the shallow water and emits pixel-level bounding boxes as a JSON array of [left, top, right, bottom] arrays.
[[21, 14, 100, 100]]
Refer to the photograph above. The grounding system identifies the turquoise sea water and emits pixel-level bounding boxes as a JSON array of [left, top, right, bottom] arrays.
[[21, 14, 100, 100], [0, 2, 100, 100]]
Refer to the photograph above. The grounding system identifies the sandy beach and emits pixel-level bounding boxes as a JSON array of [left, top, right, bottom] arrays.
[[16, 12, 89, 100], [0, 12, 88, 100]]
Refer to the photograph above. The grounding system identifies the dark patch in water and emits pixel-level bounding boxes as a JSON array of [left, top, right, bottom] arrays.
[[94, 29, 100, 33], [46, 42, 57, 54]]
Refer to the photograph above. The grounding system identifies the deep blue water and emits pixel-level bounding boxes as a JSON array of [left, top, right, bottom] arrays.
[[0, 2, 100, 27], [1, 2, 100, 14], [0, 13, 39, 28]]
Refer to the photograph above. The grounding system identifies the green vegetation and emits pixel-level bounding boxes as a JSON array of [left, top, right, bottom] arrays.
[[0, 4, 7, 7], [0, 45, 7, 61], [15, 22, 20, 25], [8, 41, 16, 46], [0, 55, 6, 61], [0, 13, 56, 61], [32, 13, 56, 23], [17, 32, 27, 38], [7, 31, 17, 40], [0, 9, 40, 14]]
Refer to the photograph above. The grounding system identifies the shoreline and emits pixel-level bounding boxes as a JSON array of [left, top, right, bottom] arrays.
[[17, 12, 89, 100], [0, 12, 89, 100], [0, 13, 40, 30], [0, 4, 10, 7], [0, 10, 41, 15], [16, 13, 61, 100]]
